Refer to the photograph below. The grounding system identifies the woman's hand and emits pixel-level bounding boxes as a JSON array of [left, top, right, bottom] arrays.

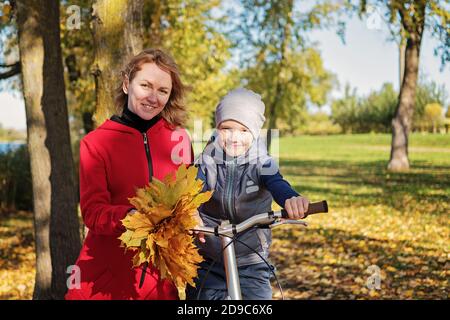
[[284, 196, 309, 219], [193, 210, 206, 243]]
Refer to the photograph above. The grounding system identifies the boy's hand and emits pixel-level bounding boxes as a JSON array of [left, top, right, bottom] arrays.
[[284, 196, 309, 219]]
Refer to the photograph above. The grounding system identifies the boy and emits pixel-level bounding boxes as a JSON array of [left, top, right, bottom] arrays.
[[187, 88, 309, 300]]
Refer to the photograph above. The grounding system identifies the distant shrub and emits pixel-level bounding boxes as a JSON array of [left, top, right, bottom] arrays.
[[0, 144, 33, 211]]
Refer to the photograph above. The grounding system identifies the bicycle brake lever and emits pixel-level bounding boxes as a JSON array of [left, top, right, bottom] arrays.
[[269, 219, 308, 229]]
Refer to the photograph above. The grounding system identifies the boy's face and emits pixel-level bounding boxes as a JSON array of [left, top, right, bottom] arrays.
[[217, 120, 254, 157]]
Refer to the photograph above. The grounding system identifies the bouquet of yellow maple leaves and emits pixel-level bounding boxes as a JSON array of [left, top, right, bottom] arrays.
[[118, 165, 213, 299]]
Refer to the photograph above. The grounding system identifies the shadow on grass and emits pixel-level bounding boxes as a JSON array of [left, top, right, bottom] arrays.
[[270, 227, 447, 299], [280, 159, 450, 214], [0, 211, 34, 269]]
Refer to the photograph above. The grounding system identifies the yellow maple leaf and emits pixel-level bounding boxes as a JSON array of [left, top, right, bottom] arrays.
[[118, 165, 212, 299]]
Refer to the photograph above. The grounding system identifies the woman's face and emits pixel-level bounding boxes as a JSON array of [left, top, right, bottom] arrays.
[[217, 120, 254, 157], [123, 62, 172, 120]]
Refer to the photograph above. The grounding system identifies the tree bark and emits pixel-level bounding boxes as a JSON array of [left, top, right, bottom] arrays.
[[91, 0, 144, 126], [388, 4, 425, 172], [17, 0, 81, 299], [399, 36, 406, 87]]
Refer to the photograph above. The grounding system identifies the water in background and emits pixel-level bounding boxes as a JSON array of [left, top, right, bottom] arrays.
[[0, 142, 25, 154]]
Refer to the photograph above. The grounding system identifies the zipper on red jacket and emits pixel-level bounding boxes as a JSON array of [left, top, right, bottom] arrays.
[[140, 132, 153, 288], [142, 132, 153, 181]]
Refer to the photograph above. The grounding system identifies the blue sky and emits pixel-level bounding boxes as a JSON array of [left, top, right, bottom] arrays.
[[311, 14, 449, 98], [0, 5, 449, 130], [305, 13, 449, 114]]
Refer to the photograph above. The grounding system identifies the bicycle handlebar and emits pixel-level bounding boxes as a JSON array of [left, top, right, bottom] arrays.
[[193, 200, 328, 237]]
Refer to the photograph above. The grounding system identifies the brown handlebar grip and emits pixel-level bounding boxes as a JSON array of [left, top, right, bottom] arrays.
[[304, 200, 328, 218], [280, 200, 328, 218]]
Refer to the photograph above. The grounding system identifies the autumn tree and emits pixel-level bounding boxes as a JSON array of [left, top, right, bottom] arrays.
[[228, 0, 336, 144], [355, 0, 449, 171], [3, 0, 237, 134], [331, 83, 399, 133], [61, 0, 96, 134], [91, 0, 144, 126], [424, 103, 444, 133], [413, 78, 449, 131], [16, 0, 81, 299], [331, 84, 359, 133], [0, 2, 20, 83], [142, 0, 237, 131]]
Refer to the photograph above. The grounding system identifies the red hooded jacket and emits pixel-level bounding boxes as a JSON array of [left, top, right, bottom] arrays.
[[65, 117, 192, 300]]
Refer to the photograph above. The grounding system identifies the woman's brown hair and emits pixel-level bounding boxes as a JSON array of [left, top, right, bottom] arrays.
[[115, 48, 188, 127]]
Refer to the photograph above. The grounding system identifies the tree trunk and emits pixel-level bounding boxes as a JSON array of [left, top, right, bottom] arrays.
[[91, 0, 144, 126], [146, 0, 163, 47], [399, 36, 406, 88], [388, 5, 425, 172], [82, 111, 95, 134], [266, 0, 293, 150], [266, 79, 283, 149], [388, 37, 421, 171], [17, 0, 81, 299]]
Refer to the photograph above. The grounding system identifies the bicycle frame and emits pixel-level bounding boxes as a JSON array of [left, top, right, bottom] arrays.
[[193, 200, 328, 300], [218, 216, 307, 300]]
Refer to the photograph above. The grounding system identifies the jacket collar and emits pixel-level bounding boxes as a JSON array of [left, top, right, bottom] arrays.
[[97, 117, 166, 135], [110, 107, 162, 133]]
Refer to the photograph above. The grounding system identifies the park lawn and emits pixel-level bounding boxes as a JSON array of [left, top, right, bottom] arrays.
[[0, 133, 448, 299], [270, 133, 449, 299]]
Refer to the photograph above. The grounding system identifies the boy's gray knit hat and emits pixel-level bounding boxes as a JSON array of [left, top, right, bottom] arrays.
[[215, 88, 266, 138]]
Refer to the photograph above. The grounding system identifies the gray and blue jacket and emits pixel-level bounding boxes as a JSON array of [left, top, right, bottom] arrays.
[[194, 135, 300, 266]]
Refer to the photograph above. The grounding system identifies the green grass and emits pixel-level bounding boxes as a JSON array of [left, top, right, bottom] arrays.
[[275, 133, 449, 211], [269, 133, 449, 299]]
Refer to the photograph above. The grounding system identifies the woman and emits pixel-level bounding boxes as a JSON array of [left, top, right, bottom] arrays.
[[65, 49, 192, 300]]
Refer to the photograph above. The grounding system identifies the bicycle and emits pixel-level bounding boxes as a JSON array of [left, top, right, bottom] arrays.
[[191, 200, 328, 300]]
